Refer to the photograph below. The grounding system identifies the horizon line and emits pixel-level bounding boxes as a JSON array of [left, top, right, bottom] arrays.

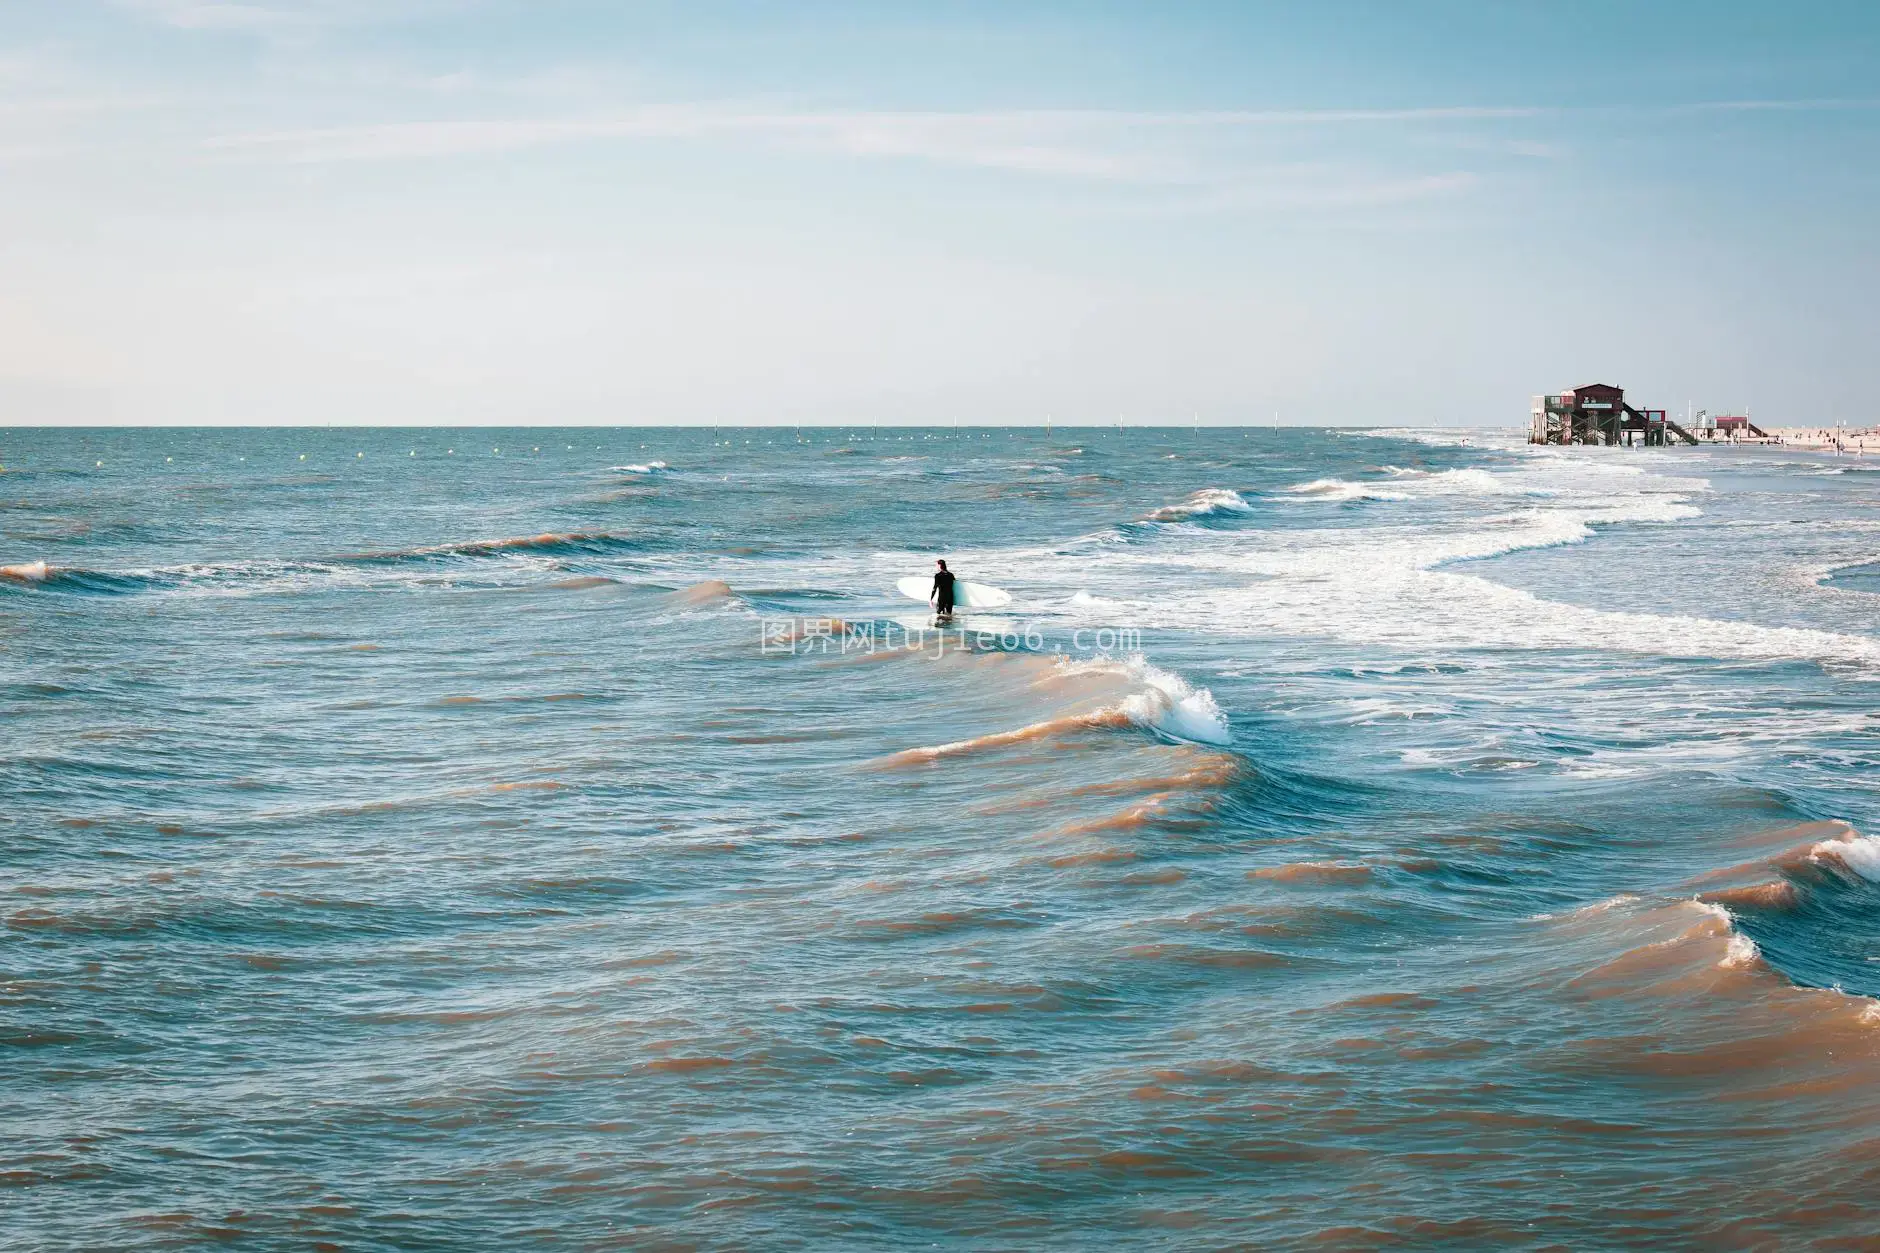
[[1, 420, 1502, 431]]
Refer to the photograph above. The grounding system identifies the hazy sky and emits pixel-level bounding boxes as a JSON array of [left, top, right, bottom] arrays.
[[2, 1, 1876, 426]]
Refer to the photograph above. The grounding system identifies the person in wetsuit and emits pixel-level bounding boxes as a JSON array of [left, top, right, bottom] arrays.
[[931, 559, 957, 616]]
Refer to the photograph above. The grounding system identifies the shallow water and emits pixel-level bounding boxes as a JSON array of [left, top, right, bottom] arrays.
[[5, 426, 1880, 1247]]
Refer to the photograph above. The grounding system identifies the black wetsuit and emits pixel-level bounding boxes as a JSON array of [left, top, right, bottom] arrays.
[[932, 570, 957, 614]]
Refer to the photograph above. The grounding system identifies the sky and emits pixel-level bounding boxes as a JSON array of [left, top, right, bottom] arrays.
[[1, 1, 1876, 427]]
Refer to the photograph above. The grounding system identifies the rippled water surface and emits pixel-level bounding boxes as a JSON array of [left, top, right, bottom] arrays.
[[6, 426, 1880, 1247]]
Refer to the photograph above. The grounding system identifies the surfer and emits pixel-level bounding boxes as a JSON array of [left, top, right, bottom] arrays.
[[930, 559, 957, 617]]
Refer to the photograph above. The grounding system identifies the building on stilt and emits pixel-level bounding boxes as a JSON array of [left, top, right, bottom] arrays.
[[1529, 384, 1698, 446]]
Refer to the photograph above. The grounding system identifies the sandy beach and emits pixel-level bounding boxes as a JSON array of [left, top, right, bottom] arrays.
[[1767, 426, 1879, 453]]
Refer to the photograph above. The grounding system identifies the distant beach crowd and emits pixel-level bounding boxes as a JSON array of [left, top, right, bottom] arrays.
[[1767, 427, 1877, 453]]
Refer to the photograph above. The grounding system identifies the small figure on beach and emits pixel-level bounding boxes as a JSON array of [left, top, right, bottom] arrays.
[[930, 559, 957, 617]]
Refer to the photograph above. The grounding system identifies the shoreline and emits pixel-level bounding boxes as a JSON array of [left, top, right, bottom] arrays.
[[1763, 426, 1878, 454]]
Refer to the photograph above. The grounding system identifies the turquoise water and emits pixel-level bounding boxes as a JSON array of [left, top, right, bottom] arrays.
[[5, 426, 1880, 1247]]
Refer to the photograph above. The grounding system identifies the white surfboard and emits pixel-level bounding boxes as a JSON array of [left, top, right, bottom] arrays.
[[895, 574, 1012, 609]]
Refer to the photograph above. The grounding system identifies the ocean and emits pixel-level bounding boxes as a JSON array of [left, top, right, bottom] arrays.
[[5, 425, 1880, 1247]]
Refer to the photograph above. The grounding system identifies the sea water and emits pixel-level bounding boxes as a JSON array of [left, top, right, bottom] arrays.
[[5, 425, 1880, 1246]]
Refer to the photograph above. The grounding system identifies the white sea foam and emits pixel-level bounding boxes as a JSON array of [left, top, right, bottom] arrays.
[[1425, 467, 1548, 495], [1147, 488, 1255, 521], [614, 461, 669, 474], [1720, 932, 1761, 968], [1285, 477, 1409, 503], [1812, 834, 1880, 881], [1129, 666, 1232, 746], [1384, 461, 1701, 502], [694, 439, 1873, 682], [1530, 893, 1640, 922], [1356, 466, 1546, 497], [1356, 426, 1516, 449], [1326, 694, 1458, 725], [1811, 555, 1880, 592], [1689, 900, 1763, 969], [1055, 653, 1232, 746], [1194, 542, 1880, 668], [1064, 471, 1880, 671]]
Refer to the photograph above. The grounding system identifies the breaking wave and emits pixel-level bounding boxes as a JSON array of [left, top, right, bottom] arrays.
[[1812, 831, 1880, 881], [878, 652, 1231, 767], [1145, 488, 1256, 522], [1098, 465, 1880, 671], [1, 560, 52, 583], [1038, 653, 1231, 746], [1285, 477, 1410, 503], [1669, 823, 1880, 996]]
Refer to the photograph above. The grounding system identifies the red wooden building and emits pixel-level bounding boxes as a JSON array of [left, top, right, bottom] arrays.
[[1529, 383, 1696, 446]]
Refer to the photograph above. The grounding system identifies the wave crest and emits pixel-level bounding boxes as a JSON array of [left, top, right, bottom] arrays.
[[337, 532, 638, 563], [1146, 489, 1254, 522], [1286, 478, 1409, 503]]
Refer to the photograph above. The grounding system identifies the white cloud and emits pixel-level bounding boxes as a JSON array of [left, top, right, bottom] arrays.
[[1130, 170, 1480, 214], [193, 103, 1525, 208], [116, 0, 308, 30], [198, 103, 1549, 161], [112, 0, 448, 34]]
